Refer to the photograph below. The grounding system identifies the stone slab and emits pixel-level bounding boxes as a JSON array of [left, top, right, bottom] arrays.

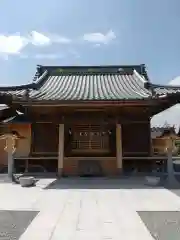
[[138, 211, 180, 240]]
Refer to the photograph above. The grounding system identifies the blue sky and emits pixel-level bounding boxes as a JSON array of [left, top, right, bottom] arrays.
[[0, 0, 180, 85]]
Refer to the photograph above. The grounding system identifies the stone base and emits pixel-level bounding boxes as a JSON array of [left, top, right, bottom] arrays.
[[145, 176, 161, 186], [19, 177, 35, 187], [57, 168, 63, 178], [164, 177, 180, 189]]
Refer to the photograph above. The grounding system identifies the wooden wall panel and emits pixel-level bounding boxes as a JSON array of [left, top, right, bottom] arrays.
[[63, 157, 117, 176], [31, 123, 59, 154], [121, 122, 150, 156]]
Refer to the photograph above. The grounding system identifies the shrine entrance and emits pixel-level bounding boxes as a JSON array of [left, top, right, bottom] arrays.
[[66, 124, 116, 157], [64, 124, 116, 176]]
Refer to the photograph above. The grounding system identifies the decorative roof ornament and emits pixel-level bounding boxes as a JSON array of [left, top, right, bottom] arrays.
[[56, 68, 64, 73], [118, 68, 124, 72], [163, 121, 171, 129]]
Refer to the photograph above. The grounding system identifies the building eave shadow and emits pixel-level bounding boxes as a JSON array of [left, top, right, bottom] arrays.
[[44, 177, 166, 190]]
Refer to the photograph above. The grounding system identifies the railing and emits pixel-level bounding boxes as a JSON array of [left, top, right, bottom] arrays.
[[13, 154, 180, 160], [14, 156, 58, 160], [123, 156, 180, 159]]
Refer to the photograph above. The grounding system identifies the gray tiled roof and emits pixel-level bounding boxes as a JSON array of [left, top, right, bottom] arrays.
[[29, 69, 151, 101], [1, 65, 180, 102]]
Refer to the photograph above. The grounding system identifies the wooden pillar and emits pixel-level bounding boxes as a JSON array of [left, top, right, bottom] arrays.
[[58, 124, 64, 176], [116, 124, 123, 174]]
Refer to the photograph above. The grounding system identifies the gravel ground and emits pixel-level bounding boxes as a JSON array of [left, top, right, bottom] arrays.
[[0, 210, 38, 240], [138, 211, 180, 240]]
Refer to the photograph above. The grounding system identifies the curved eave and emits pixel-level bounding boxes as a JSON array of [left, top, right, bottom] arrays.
[[0, 92, 23, 103], [0, 71, 48, 98], [150, 82, 180, 89], [0, 82, 37, 91], [152, 92, 180, 102], [0, 93, 26, 113], [148, 83, 180, 96], [0, 107, 23, 123]]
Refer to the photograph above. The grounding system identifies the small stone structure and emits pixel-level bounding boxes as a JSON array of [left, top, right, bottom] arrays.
[[19, 176, 35, 187], [0, 133, 18, 179], [0, 131, 35, 186], [145, 176, 161, 186]]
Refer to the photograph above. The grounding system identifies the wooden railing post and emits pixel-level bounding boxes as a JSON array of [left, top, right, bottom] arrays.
[[58, 124, 64, 176], [116, 124, 123, 174]]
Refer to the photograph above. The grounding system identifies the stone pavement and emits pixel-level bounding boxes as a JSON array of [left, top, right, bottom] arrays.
[[0, 178, 180, 239]]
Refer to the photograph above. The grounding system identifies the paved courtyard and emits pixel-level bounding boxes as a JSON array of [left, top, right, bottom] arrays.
[[0, 178, 180, 239]]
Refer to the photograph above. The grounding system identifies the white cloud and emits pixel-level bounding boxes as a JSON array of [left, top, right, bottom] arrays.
[[0, 34, 28, 55], [34, 53, 64, 59], [0, 31, 72, 56], [30, 31, 51, 46], [169, 76, 180, 86], [47, 34, 71, 44], [0, 30, 116, 59], [83, 30, 116, 45], [29, 31, 71, 46], [56, 36, 71, 44]]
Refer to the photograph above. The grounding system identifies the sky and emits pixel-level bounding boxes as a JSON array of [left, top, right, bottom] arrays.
[[0, 0, 180, 86]]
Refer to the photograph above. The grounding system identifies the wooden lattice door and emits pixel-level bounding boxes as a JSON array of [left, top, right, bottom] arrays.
[[71, 124, 110, 155]]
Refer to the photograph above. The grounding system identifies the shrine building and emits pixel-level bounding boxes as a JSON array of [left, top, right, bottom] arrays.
[[0, 64, 180, 176]]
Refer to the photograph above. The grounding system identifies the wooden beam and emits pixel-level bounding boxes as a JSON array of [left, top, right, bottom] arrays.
[[13, 99, 158, 107]]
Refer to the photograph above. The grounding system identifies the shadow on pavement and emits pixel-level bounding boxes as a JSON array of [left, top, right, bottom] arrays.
[[0, 210, 38, 240], [44, 176, 166, 190]]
